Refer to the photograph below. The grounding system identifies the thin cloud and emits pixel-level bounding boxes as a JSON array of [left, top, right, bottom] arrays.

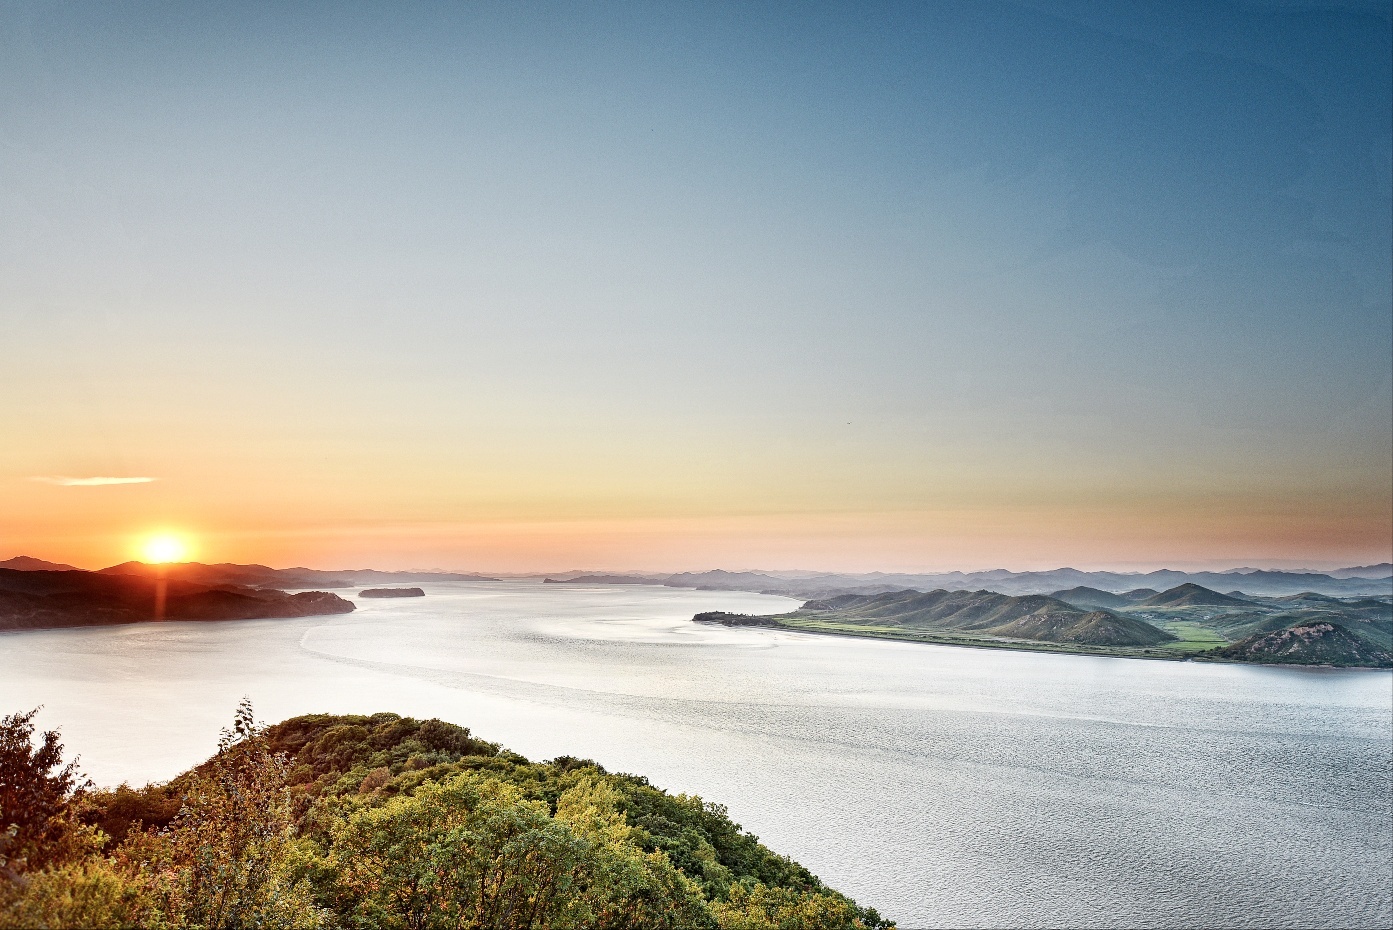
[[30, 476, 158, 487]]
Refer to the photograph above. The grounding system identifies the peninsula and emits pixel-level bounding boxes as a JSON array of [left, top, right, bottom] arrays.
[[0, 566, 353, 632], [694, 583, 1393, 668]]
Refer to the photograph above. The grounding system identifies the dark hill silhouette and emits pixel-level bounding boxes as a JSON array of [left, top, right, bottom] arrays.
[[0, 567, 353, 631], [1139, 584, 1254, 608], [98, 560, 501, 588], [0, 556, 79, 571], [99, 560, 354, 589]]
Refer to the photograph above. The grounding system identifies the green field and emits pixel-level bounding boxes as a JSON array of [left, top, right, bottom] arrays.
[[1151, 620, 1230, 653], [773, 617, 1205, 661]]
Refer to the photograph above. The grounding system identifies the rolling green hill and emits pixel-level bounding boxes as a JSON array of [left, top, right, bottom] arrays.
[[699, 589, 1175, 649], [1138, 584, 1255, 609]]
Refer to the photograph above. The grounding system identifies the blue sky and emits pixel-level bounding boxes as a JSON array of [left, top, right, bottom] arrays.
[[2, 1, 1389, 570]]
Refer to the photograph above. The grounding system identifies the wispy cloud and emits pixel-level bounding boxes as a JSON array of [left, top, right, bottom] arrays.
[[29, 476, 158, 487]]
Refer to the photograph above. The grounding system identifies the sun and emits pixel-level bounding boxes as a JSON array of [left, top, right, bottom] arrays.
[[142, 534, 189, 564]]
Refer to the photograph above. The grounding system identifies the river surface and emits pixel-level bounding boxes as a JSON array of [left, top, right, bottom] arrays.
[[2, 580, 1390, 928]]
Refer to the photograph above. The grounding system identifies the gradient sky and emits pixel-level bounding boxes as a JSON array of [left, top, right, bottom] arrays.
[[2, 1, 1390, 572]]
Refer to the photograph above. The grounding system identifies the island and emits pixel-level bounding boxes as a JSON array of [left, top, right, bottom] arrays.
[[695, 583, 1393, 668], [358, 587, 426, 598], [0, 707, 893, 929]]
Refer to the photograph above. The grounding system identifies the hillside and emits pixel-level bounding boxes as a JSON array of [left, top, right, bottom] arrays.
[[777, 589, 1175, 648], [1212, 622, 1393, 667], [1, 708, 892, 929], [0, 567, 353, 631], [1138, 584, 1254, 609]]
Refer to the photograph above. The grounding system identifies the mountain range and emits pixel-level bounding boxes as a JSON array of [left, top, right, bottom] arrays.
[[6, 557, 1388, 597], [660, 566, 1391, 598]]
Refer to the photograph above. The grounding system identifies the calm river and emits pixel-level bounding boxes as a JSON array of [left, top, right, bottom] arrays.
[[2, 581, 1389, 928]]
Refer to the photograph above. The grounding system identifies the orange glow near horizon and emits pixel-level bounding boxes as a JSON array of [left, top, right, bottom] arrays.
[[141, 534, 190, 565]]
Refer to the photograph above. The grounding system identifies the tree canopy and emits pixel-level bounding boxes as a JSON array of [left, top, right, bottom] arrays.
[[0, 705, 892, 930]]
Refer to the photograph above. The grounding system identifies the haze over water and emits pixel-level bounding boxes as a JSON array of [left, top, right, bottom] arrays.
[[3, 581, 1388, 928]]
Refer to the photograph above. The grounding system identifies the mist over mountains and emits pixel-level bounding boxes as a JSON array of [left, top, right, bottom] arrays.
[[3, 557, 1389, 599], [643, 566, 1392, 598]]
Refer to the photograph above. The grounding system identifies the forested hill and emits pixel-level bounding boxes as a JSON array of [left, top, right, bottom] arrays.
[[0, 708, 892, 930]]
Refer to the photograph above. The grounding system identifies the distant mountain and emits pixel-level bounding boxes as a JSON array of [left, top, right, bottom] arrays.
[[543, 574, 654, 585], [1138, 584, 1255, 608], [0, 555, 80, 571], [664, 570, 796, 593], [98, 561, 500, 589], [657, 567, 1390, 598], [99, 561, 354, 589], [0, 566, 353, 632], [1326, 563, 1393, 579], [1213, 622, 1392, 667], [1122, 588, 1160, 601], [1048, 586, 1134, 610], [788, 589, 1175, 647]]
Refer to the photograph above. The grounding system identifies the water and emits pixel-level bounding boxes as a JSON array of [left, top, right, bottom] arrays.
[[2, 580, 1389, 928]]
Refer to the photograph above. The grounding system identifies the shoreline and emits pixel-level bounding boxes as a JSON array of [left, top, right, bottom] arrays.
[[708, 615, 1393, 670]]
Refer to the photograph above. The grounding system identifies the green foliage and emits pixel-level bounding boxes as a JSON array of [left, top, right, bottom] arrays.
[[0, 857, 158, 929], [0, 708, 91, 879], [712, 883, 886, 930], [1, 707, 894, 930], [151, 699, 324, 928]]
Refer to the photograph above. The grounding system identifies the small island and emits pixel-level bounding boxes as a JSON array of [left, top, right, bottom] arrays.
[[358, 587, 426, 598]]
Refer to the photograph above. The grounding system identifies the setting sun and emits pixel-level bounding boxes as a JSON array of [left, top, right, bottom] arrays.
[[142, 535, 189, 564]]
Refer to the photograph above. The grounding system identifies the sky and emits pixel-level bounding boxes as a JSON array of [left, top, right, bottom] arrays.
[[2, 0, 1390, 573]]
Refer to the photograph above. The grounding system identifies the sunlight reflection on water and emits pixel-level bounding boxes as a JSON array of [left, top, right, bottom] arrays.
[[2, 580, 1389, 928]]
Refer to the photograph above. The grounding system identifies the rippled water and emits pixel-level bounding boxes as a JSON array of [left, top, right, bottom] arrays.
[[2, 580, 1389, 928]]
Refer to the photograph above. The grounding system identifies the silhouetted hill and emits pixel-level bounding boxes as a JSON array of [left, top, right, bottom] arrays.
[[0, 567, 353, 631], [1138, 584, 1255, 608], [99, 560, 354, 589], [359, 587, 425, 598], [98, 561, 500, 588], [0, 555, 79, 571], [1213, 622, 1392, 667]]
